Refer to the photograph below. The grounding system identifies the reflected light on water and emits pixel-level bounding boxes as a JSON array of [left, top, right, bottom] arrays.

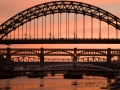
[[0, 75, 110, 90]]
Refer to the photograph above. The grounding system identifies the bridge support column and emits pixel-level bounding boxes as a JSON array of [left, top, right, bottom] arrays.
[[51, 71, 55, 76], [73, 48, 77, 64], [6, 47, 11, 66], [40, 47, 44, 68], [107, 48, 112, 68]]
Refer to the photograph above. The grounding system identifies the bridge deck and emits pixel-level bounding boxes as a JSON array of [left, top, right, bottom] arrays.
[[1, 38, 120, 44]]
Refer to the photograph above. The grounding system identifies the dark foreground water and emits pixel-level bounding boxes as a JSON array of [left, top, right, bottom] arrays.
[[0, 74, 110, 90]]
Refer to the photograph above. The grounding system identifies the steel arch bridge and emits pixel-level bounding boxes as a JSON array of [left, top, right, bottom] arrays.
[[0, 1, 120, 44]]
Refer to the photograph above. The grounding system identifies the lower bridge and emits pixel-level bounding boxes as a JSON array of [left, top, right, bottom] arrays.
[[11, 56, 119, 73], [12, 56, 117, 69], [12, 64, 117, 78], [14, 62, 107, 68]]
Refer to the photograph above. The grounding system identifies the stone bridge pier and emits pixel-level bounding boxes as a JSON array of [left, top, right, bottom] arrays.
[[72, 48, 77, 65], [6, 47, 11, 66], [107, 48, 112, 69], [40, 47, 44, 68]]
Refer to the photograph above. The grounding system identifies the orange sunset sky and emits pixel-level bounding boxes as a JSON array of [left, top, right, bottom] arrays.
[[0, 0, 120, 49]]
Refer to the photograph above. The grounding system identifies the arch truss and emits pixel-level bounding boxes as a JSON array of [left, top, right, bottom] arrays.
[[0, 1, 120, 44], [12, 56, 107, 63]]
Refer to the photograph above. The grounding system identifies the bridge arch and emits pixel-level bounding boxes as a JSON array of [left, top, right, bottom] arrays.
[[11, 50, 39, 55], [78, 57, 107, 62], [45, 50, 73, 56], [77, 50, 106, 56], [0, 1, 120, 39], [12, 56, 107, 62]]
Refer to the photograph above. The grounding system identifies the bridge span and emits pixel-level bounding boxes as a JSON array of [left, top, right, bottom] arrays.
[[12, 64, 117, 78], [0, 1, 120, 44], [12, 56, 110, 68], [0, 47, 120, 69], [0, 1, 120, 78]]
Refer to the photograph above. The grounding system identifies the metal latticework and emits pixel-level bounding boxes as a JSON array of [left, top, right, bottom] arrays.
[[12, 56, 107, 63], [40, 64, 113, 71], [0, 1, 120, 39]]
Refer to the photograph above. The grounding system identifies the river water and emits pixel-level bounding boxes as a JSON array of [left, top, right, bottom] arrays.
[[0, 74, 111, 90]]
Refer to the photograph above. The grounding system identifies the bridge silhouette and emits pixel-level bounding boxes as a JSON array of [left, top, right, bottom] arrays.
[[0, 1, 120, 76], [12, 56, 108, 67], [1, 47, 119, 68], [0, 1, 120, 44]]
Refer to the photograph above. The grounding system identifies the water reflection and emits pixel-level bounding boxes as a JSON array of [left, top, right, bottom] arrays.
[[0, 85, 42, 90], [73, 81, 107, 88], [5, 79, 10, 90], [40, 78, 44, 87], [71, 77, 108, 90], [71, 79, 78, 90], [0, 75, 113, 90], [107, 78, 112, 87]]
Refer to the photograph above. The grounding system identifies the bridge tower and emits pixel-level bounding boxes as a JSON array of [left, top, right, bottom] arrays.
[[6, 47, 11, 66], [107, 48, 112, 68], [40, 47, 44, 68]]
